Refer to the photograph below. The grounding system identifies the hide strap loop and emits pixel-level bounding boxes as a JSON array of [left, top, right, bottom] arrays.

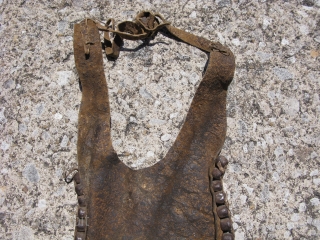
[[86, 11, 231, 58]]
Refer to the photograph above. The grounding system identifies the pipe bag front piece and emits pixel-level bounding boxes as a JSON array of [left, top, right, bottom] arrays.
[[70, 11, 235, 240]]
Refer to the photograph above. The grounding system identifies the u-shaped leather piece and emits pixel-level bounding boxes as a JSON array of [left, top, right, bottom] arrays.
[[73, 13, 235, 239]]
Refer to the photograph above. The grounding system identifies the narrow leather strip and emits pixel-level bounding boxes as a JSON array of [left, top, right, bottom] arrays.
[[165, 25, 230, 55], [165, 25, 213, 52], [104, 19, 115, 56]]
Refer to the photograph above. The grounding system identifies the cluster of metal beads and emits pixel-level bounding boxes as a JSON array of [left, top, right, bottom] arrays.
[[212, 155, 234, 240], [73, 172, 87, 240]]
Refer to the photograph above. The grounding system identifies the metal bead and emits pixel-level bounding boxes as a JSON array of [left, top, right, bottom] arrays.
[[78, 196, 86, 206], [222, 232, 234, 240], [215, 191, 225, 205], [212, 180, 222, 192], [218, 155, 228, 167], [220, 218, 232, 232], [75, 231, 86, 240], [74, 172, 81, 184], [76, 219, 86, 232], [75, 184, 84, 196], [78, 208, 86, 218], [217, 205, 229, 219], [212, 168, 222, 180]]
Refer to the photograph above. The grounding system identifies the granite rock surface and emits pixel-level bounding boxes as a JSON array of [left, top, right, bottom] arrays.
[[0, 0, 319, 239]]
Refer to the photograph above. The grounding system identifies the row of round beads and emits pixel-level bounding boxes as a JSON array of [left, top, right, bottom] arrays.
[[73, 172, 87, 240], [212, 156, 234, 240]]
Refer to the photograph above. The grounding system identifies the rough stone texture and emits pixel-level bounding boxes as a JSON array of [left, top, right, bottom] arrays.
[[0, 0, 319, 239]]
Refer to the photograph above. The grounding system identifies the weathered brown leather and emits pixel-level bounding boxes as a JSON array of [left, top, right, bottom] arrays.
[[72, 12, 235, 240]]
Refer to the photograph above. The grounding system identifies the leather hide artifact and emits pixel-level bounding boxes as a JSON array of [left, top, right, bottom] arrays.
[[69, 11, 235, 240]]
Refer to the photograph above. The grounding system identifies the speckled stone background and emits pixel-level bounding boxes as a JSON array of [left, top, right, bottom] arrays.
[[0, 0, 319, 239]]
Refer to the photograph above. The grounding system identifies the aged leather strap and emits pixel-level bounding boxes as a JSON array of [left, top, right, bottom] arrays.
[[71, 11, 235, 240]]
